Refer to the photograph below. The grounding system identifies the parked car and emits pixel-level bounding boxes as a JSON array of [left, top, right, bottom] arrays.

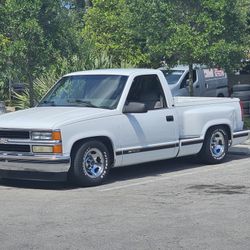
[[0, 69, 248, 186], [232, 84, 250, 117], [160, 65, 229, 97]]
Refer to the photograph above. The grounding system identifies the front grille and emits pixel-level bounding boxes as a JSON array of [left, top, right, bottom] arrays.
[[0, 144, 30, 152], [0, 130, 30, 139]]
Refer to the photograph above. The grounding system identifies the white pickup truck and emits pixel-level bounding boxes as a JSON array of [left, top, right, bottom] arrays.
[[0, 69, 249, 186]]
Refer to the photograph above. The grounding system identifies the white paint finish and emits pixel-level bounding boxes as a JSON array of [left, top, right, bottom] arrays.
[[174, 96, 239, 106], [176, 106, 234, 137], [178, 143, 203, 157], [0, 107, 117, 130], [117, 109, 179, 165], [60, 109, 179, 167], [0, 69, 248, 175], [174, 96, 243, 139], [64, 68, 161, 77], [60, 114, 123, 166]]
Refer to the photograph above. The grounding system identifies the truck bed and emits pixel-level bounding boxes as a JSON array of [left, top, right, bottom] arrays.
[[174, 96, 238, 107], [173, 96, 243, 139]]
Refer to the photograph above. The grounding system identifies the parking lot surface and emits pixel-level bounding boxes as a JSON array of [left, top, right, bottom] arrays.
[[0, 154, 249, 250]]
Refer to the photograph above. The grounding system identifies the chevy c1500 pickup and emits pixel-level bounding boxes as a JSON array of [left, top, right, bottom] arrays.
[[0, 69, 249, 186]]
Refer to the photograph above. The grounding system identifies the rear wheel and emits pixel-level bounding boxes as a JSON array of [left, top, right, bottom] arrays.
[[70, 140, 111, 186], [198, 126, 228, 164]]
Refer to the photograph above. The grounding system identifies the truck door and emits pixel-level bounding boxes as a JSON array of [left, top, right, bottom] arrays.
[[193, 70, 204, 96], [118, 74, 179, 166]]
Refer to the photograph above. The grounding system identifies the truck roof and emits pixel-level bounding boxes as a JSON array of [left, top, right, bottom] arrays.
[[64, 68, 161, 77], [159, 64, 205, 71]]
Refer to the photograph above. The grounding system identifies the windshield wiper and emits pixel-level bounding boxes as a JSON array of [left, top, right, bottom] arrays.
[[67, 99, 99, 108], [39, 100, 55, 106]]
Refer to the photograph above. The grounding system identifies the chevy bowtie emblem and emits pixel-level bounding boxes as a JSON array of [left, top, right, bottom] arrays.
[[0, 138, 8, 144]]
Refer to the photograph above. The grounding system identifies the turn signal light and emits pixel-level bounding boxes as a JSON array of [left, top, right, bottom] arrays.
[[53, 144, 62, 154], [52, 131, 62, 141]]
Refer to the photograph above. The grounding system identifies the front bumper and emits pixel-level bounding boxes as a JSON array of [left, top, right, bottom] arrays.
[[0, 153, 71, 181]]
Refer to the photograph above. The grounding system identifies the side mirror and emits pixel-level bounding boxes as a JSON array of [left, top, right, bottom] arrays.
[[123, 102, 148, 113]]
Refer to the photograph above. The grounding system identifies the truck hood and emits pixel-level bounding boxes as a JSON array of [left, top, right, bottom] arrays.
[[0, 107, 116, 129]]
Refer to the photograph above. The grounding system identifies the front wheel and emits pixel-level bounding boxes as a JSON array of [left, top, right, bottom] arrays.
[[198, 126, 229, 164], [70, 140, 111, 186]]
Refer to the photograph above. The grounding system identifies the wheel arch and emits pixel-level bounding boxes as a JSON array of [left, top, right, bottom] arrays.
[[204, 124, 232, 141], [70, 136, 115, 166]]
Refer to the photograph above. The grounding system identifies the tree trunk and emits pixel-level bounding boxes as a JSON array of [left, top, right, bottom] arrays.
[[28, 73, 34, 107], [188, 63, 194, 96], [85, 0, 92, 7]]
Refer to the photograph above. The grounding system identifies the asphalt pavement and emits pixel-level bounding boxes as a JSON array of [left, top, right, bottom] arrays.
[[0, 154, 249, 250], [229, 138, 250, 155]]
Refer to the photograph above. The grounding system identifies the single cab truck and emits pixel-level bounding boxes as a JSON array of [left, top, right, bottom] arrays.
[[0, 69, 248, 186]]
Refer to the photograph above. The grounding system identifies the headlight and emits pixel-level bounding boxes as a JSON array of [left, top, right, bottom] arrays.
[[32, 132, 52, 140], [31, 131, 61, 141]]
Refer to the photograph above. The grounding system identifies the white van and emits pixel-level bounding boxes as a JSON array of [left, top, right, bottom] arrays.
[[160, 65, 229, 97]]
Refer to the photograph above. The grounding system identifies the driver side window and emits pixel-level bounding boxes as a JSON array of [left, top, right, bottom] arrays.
[[180, 70, 197, 89], [126, 75, 166, 110]]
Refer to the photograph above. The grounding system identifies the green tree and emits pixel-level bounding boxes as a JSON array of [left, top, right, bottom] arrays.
[[0, 0, 85, 106], [164, 0, 249, 95], [84, 0, 249, 95], [83, 0, 149, 66]]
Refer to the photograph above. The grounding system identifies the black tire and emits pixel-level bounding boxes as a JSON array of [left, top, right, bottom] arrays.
[[70, 140, 111, 187], [232, 90, 250, 96], [198, 126, 228, 164], [242, 101, 250, 109], [231, 92, 250, 101], [232, 84, 250, 92], [243, 108, 250, 116]]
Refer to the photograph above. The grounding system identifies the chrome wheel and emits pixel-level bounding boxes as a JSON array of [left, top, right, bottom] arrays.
[[83, 148, 105, 178], [198, 126, 228, 164], [210, 130, 225, 159]]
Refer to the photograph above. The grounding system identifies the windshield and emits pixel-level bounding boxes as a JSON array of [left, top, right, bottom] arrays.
[[161, 70, 185, 85], [39, 75, 128, 109]]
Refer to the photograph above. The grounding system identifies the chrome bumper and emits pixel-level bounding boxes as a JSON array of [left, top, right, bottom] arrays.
[[0, 153, 71, 173]]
